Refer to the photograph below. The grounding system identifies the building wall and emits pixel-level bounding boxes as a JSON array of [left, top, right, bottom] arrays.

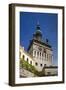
[[20, 46, 34, 66], [44, 68, 58, 75], [20, 46, 57, 75], [31, 42, 53, 71], [19, 46, 58, 76], [28, 44, 33, 57], [20, 68, 36, 77]]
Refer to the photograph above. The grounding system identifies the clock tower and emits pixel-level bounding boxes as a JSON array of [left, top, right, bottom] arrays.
[[27, 22, 53, 71]]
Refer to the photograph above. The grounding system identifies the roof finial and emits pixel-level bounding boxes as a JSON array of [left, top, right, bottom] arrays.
[[36, 20, 40, 30]]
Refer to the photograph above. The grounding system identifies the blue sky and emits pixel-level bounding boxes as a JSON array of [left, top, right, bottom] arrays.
[[20, 12, 58, 66]]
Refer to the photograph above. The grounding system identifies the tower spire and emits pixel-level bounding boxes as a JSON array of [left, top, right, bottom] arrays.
[[33, 21, 42, 41]]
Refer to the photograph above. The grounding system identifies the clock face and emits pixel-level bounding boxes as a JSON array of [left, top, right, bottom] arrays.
[[38, 46, 42, 51], [44, 49, 46, 53]]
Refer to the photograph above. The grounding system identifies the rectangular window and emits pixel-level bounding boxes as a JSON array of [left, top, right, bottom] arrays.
[[44, 64, 46, 67], [47, 72, 51, 75], [42, 53, 43, 57], [37, 51, 39, 56], [45, 53, 46, 58], [40, 52, 41, 56], [47, 54, 48, 60]]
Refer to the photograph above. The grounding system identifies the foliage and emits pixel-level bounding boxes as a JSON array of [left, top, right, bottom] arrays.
[[20, 59, 45, 76]]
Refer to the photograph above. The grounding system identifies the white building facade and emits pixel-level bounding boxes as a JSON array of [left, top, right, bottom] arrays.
[[20, 22, 58, 76]]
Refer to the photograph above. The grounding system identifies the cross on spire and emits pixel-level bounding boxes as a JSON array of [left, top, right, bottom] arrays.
[[36, 20, 40, 30]]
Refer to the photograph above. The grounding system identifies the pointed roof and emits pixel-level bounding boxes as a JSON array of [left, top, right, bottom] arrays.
[[35, 21, 42, 37]]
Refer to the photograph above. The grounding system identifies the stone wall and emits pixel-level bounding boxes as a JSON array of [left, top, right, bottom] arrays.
[[20, 68, 36, 77]]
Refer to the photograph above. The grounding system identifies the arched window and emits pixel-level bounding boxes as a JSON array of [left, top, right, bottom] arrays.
[[35, 62, 38, 66], [22, 55, 25, 60], [37, 51, 39, 56], [34, 51, 36, 57], [40, 64, 42, 67], [35, 51, 36, 55], [30, 61, 32, 65], [27, 58, 28, 62]]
